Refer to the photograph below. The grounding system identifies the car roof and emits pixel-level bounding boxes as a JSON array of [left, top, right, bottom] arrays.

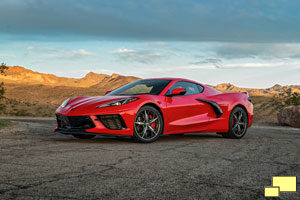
[[141, 77, 202, 84]]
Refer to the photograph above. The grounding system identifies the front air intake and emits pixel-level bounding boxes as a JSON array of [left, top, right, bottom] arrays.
[[56, 115, 95, 129], [96, 114, 127, 130]]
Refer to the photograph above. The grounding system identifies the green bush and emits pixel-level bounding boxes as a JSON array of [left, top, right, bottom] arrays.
[[272, 91, 300, 108], [0, 120, 14, 128], [15, 109, 32, 116], [0, 63, 8, 113]]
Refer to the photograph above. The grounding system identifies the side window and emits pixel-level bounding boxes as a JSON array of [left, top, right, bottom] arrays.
[[197, 84, 204, 93], [166, 81, 203, 96]]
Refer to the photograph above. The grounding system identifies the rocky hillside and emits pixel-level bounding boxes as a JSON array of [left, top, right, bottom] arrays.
[[214, 83, 300, 96], [0, 66, 140, 117], [213, 84, 300, 124], [1, 66, 139, 88], [2, 66, 299, 96], [0, 66, 299, 124]]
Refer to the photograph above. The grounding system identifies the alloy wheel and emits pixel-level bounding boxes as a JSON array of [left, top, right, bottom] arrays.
[[231, 110, 247, 137], [134, 108, 161, 141]]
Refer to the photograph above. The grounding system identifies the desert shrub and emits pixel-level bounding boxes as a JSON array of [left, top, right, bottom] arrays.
[[15, 109, 32, 116], [0, 120, 14, 128], [271, 91, 300, 108], [37, 106, 44, 111], [285, 92, 300, 106], [0, 63, 8, 112]]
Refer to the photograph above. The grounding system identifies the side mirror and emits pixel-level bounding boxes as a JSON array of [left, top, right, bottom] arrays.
[[169, 88, 186, 96], [104, 90, 112, 95]]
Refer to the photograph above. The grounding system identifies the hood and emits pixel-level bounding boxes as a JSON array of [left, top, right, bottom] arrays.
[[61, 95, 131, 113]]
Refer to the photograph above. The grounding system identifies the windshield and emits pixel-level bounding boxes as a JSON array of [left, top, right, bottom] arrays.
[[107, 79, 171, 96]]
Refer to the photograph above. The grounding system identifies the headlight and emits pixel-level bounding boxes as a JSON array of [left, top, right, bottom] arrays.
[[96, 97, 139, 108], [60, 98, 71, 108]]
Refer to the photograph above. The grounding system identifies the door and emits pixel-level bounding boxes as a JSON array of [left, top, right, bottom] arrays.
[[164, 81, 214, 134]]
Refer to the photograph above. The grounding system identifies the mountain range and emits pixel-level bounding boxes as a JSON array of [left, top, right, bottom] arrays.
[[3, 66, 300, 95], [3, 66, 139, 88], [2, 66, 300, 96], [214, 83, 300, 96], [1, 66, 298, 123]]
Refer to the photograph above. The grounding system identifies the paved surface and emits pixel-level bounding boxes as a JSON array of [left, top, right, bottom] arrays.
[[0, 117, 299, 200]]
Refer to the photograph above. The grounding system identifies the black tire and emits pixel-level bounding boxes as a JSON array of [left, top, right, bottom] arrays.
[[133, 106, 164, 143], [72, 134, 96, 139], [220, 107, 248, 139]]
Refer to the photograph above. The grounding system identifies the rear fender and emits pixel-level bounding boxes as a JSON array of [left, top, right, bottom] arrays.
[[204, 92, 253, 130]]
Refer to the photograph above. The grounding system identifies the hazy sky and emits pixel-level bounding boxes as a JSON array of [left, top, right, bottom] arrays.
[[0, 0, 299, 88]]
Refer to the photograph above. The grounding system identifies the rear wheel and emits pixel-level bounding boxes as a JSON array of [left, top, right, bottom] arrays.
[[221, 107, 248, 139], [133, 106, 163, 143], [72, 134, 96, 139]]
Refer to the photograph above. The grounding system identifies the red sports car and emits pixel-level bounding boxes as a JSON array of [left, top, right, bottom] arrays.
[[55, 78, 253, 143]]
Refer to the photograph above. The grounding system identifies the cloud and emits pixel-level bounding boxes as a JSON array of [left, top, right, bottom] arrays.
[[0, 53, 16, 58], [143, 42, 166, 47], [24, 45, 94, 60], [46, 49, 94, 59], [80, 69, 114, 75], [113, 48, 165, 64], [76, 49, 93, 56], [221, 62, 285, 69], [114, 48, 136, 53], [30, 60, 43, 64], [185, 62, 282, 70], [27, 45, 56, 52], [133, 60, 294, 78], [212, 42, 300, 59], [25, 45, 57, 56], [190, 58, 223, 68], [130, 64, 217, 77], [189, 54, 296, 70], [0, 0, 300, 42]]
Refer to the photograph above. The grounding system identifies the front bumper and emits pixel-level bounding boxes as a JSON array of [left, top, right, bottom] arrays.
[[55, 128, 96, 135], [55, 113, 134, 136]]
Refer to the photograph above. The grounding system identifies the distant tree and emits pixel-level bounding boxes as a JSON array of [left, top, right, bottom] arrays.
[[271, 90, 300, 109], [0, 63, 8, 111]]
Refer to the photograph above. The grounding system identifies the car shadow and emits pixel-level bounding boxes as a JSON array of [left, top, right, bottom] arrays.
[[52, 133, 223, 144]]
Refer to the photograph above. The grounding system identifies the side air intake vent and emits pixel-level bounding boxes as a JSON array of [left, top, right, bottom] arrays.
[[96, 114, 127, 130]]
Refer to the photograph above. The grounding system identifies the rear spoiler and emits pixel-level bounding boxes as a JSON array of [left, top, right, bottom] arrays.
[[242, 92, 249, 96], [242, 92, 252, 102]]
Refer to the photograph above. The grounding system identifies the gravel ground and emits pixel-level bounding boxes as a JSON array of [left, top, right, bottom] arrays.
[[0, 117, 299, 200]]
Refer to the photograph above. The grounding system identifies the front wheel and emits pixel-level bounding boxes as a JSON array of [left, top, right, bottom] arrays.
[[133, 106, 164, 143], [220, 107, 248, 139]]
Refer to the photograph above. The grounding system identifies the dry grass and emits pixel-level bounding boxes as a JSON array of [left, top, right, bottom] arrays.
[[1, 95, 281, 125], [0, 83, 282, 123], [251, 96, 279, 124]]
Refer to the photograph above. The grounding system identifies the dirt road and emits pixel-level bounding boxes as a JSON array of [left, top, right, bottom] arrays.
[[0, 117, 299, 199]]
